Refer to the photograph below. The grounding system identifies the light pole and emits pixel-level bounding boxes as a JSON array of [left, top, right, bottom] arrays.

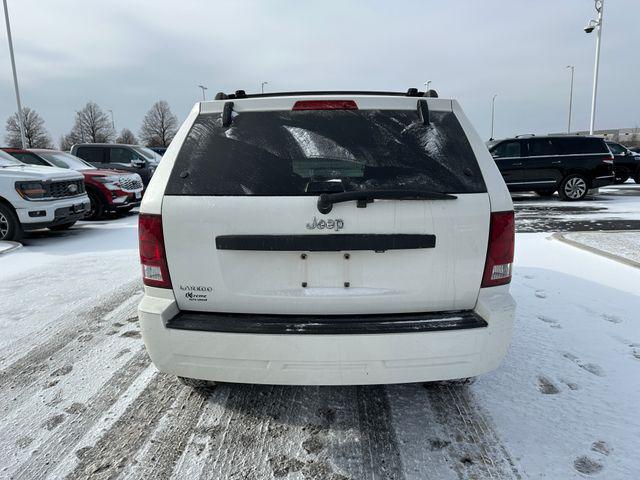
[[261, 81, 268, 94], [2, 0, 26, 148], [490, 94, 498, 140], [585, 0, 604, 135], [566, 66, 575, 133], [198, 84, 208, 101], [108, 109, 115, 131], [424, 80, 431, 92]]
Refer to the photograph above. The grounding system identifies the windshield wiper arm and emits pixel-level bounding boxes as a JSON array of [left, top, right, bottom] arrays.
[[317, 189, 457, 214]]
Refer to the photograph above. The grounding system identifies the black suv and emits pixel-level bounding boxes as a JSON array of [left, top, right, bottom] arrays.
[[488, 135, 614, 200], [605, 141, 640, 184], [70, 144, 161, 187]]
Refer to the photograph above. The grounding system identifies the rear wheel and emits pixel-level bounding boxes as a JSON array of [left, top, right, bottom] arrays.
[[48, 221, 76, 231], [558, 174, 588, 201], [177, 376, 217, 393], [87, 190, 104, 220], [534, 189, 555, 197], [0, 203, 22, 242], [634, 169, 640, 184]]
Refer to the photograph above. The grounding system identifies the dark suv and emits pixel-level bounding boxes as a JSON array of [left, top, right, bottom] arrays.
[[605, 141, 640, 184], [70, 144, 161, 187], [488, 135, 614, 200]]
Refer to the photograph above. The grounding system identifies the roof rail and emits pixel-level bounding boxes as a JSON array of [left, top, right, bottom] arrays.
[[515, 134, 536, 138], [210, 89, 439, 100]]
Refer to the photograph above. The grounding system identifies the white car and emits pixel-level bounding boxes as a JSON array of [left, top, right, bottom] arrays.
[[0, 150, 90, 241], [137, 90, 516, 386]]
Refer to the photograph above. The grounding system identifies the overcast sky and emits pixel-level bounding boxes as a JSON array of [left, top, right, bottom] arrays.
[[1, 0, 638, 146]]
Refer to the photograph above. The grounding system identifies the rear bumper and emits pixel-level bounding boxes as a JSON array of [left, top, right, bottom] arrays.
[[138, 286, 516, 385], [592, 175, 615, 188]]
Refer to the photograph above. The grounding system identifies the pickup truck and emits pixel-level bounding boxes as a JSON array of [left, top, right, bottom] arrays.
[[0, 150, 90, 241]]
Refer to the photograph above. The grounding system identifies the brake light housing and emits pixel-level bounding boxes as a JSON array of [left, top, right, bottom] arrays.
[[139, 213, 172, 289], [481, 211, 515, 288], [292, 100, 358, 111]]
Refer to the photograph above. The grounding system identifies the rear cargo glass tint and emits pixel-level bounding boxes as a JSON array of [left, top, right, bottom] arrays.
[[166, 109, 486, 196], [552, 137, 609, 155]]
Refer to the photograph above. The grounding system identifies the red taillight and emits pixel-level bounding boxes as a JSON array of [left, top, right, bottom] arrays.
[[602, 155, 614, 164], [292, 100, 358, 111], [481, 211, 515, 288], [139, 213, 172, 289]]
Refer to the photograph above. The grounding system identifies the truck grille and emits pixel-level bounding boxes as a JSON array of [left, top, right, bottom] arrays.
[[119, 176, 143, 192], [46, 180, 85, 198]]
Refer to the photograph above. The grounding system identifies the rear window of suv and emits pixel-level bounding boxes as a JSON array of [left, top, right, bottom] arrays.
[[166, 109, 486, 196]]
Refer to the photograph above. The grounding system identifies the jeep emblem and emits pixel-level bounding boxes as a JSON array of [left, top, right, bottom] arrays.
[[306, 216, 344, 231]]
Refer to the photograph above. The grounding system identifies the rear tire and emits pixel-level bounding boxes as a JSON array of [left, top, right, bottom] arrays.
[[614, 169, 629, 184], [634, 169, 640, 184], [558, 174, 588, 201], [177, 376, 216, 393], [87, 190, 104, 220], [0, 203, 22, 242], [48, 221, 76, 231], [534, 189, 555, 197]]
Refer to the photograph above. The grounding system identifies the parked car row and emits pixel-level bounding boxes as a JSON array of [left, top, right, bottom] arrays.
[[0, 145, 152, 241], [488, 134, 639, 201]]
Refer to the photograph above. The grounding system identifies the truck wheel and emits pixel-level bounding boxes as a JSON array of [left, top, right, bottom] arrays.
[[0, 203, 22, 242], [177, 376, 217, 393], [48, 221, 77, 231], [558, 174, 588, 201], [87, 190, 104, 220]]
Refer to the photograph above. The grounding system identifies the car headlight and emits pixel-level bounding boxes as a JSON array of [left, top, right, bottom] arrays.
[[15, 181, 46, 200]]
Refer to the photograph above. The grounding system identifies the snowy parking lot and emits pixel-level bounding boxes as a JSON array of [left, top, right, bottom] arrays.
[[1, 185, 639, 479]]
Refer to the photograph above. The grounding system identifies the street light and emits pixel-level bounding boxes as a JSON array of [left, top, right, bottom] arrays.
[[566, 66, 575, 133], [261, 81, 268, 94], [585, 0, 604, 135], [2, 0, 26, 148], [424, 80, 431, 92], [108, 109, 115, 131], [490, 94, 498, 140], [198, 84, 208, 101]]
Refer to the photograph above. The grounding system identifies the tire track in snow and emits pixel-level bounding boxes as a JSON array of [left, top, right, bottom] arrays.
[[0, 282, 141, 413], [12, 349, 151, 480], [66, 372, 181, 480], [423, 384, 522, 480]]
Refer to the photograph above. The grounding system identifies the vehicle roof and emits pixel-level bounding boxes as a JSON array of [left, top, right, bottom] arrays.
[[72, 143, 148, 147], [1, 147, 31, 153], [492, 135, 605, 143]]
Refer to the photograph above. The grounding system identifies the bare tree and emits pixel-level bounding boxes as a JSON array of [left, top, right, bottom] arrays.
[[5, 107, 53, 148], [139, 101, 177, 147], [68, 102, 115, 143], [59, 132, 81, 151], [116, 128, 137, 145]]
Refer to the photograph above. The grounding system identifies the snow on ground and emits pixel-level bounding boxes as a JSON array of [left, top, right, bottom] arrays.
[[0, 209, 639, 479], [474, 234, 640, 479], [561, 231, 640, 264]]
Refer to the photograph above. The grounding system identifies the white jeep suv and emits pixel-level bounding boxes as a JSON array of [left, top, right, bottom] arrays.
[[0, 150, 90, 241], [138, 90, 516, 386]]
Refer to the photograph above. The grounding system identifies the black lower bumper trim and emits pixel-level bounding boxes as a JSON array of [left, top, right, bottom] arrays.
[[166, 310, 487, 335]]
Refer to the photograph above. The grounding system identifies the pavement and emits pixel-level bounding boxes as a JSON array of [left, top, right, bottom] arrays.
[[513, 183, 640, 232]]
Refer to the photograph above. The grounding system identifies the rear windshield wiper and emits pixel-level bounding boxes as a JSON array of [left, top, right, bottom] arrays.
[[317, 189, 457, 214]]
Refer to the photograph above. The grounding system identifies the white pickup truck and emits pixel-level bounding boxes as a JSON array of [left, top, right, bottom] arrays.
[[0, 150, 90, 241]]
